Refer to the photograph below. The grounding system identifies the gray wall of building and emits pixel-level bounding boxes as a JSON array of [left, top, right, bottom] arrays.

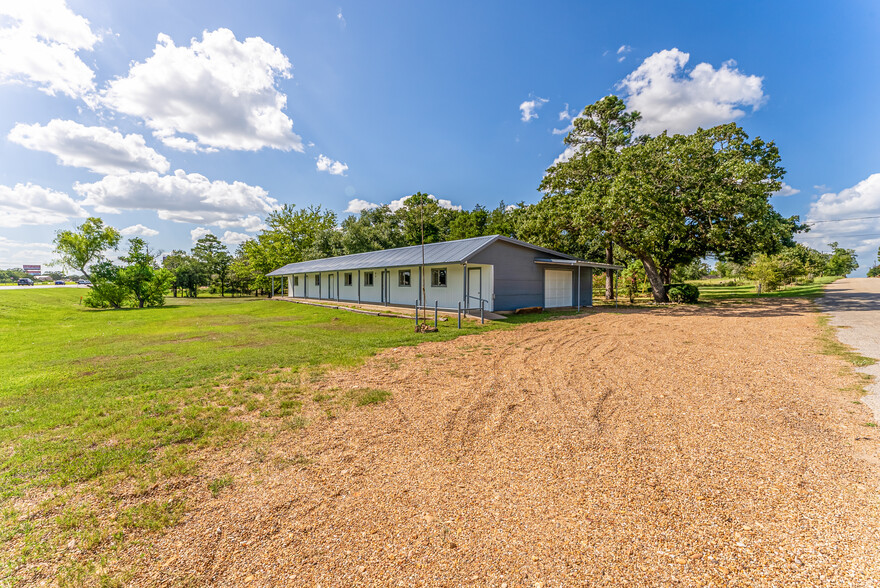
[[470, 240, 593, 311]]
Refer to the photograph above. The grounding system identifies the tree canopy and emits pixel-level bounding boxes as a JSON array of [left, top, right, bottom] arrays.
[[541, 96, 803, 302]]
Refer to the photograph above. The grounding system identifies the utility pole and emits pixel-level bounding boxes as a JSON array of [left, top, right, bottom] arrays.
[[420, 194, 426, 323]]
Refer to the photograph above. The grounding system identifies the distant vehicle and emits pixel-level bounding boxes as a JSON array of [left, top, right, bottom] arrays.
[[17, 278, 34, 286], [54, 280, 65, 285], [77, 279, 92, 285]]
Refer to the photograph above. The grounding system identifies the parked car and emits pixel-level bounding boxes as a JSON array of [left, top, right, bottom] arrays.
[[77, 279, 92, 285], [54, 280, 65, 285], [17, 278, 34, 286]]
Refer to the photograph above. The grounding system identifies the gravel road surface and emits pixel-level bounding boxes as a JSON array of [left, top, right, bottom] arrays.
[[820, 278, 880, 423], [100, 300, 880, 586]]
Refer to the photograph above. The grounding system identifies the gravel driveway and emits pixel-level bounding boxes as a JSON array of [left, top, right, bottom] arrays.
[[112, 299, 880, 586], [819, 278, 880, 422]]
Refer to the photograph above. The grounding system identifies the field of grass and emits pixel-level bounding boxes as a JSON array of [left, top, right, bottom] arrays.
[[690, 275, 840, 300], [593, 275, 841, 304], [0, 289, 500, 582]]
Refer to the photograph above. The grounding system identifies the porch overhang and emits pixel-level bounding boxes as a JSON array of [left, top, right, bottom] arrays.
[[534, 258, 625, 271]]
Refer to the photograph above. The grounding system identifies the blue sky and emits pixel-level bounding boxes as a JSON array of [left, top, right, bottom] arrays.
[[1, 0, 879, 273]]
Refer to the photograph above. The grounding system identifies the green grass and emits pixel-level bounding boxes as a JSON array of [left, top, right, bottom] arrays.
[[816, 315, 877, 368], [0, 289, 503, 582], [689, 276, 840, 300], [0, 290, 495, 497], [207, 475, 234, 497]]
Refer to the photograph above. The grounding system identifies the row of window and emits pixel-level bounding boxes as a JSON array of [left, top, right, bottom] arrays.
[[293, 268, 448, 288]]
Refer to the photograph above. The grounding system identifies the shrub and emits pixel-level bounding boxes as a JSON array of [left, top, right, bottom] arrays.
[[667, 283, 700, 304]]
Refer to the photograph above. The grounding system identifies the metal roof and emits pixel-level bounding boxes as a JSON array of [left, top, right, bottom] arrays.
[[535, 258, 625, 271], [267, 235, 577, 276]]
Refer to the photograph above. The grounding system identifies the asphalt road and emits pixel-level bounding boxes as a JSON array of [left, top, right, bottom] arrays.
[[0, 284, 88, 290], [819, 278, 880, 421]]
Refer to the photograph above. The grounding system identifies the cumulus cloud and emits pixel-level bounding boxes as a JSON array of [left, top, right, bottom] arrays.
[[0, 0, 98, 99], [618, 48, 764, 136], [0, 182, 88, 227], [101, 28, 302, 152], [799, 173, 880, 264], [0, 235, 56, 268], [519, 97, 548, 122], [772, 182, 801, 197], [214, 214, 265, 232], [316, 154, 349, 176], [8, 119, 170, 174], [119, 224, 159, 237], [221, 230, 250, 246], [344, 198, 379, 214], [388, 194, 461, 212], [190, 226, 211, 243], [552, 144, 580, 166], [74, 169, 279, 229]]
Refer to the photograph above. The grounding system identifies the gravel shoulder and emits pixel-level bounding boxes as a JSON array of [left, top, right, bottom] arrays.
[[819, 277, 880, 422], [117, 298, 880, 586]]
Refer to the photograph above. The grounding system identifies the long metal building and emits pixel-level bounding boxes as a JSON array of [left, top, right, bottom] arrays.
[[266, 235, 622, 312]]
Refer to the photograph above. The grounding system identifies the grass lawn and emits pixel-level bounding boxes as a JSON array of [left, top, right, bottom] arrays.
[[691, 275, 840, 300], [593, 275, 841, 304], [0, 289, 499, 582]]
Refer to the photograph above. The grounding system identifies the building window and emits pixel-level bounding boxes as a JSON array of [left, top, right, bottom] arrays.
[[398, 269, 411, 287], [364, 271, 374, 286], [344, 272, 352, 286], [315, 275, 321, 286], [431, 268, 447, 287], [293, 276, 299, 286]]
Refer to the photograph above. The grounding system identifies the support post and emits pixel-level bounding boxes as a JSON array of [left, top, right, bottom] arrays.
[[357, 270, 361, 304], [577, 266, 581, 312], [480, 299, 484, 324], [415, 299, 419, 330], [434, 300, 438, 328], [458, 301, 461, 329]]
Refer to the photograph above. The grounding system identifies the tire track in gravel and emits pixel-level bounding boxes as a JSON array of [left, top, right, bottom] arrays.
[[113, 302, 880, 587]]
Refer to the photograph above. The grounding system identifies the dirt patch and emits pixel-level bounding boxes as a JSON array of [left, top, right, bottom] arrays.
[[112, 299, 880, 586]]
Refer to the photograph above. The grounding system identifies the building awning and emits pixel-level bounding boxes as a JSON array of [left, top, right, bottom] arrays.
[[535, 258, 625, 271]]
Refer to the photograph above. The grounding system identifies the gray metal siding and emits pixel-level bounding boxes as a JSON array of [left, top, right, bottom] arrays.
[[573, 267, 593, 307], [469, 241, 568, 311]]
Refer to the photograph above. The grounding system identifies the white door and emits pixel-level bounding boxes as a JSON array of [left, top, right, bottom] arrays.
[[468, 267, 482, 308], [544, 269, 572, 308]]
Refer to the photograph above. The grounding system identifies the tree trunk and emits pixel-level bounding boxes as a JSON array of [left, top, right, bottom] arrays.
[[139, 298, 145, 309], [640, 256, 670, 303], [605, 246, 615, 300], [661, 267, 672, 285]]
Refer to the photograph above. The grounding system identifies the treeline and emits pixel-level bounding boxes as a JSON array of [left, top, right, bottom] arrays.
[[226, 193, 571, 293]]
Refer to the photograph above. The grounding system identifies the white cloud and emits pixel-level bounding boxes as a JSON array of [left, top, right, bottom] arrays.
[[618, 48, 764, 136], [772, 182, 800, 197], [221, 230, 250, 246], [316, 154, 348, 176], [0, 182, 87, 227], [519, 97, 548, 122], [101, 29, 302, 152], [74, 169, 279, 229], [119, 224, 159, 237], [798, 173, 880, 266], [552, 144, 580, 166], [0, 235, 56, 268], [190, 227, 211, 243], [0, 0, 98, 99], [214, 214, 265, 232], [8, 119, 170, 174], [388, 194, 462, 212], [337, 8, 346, 28], [344, 198, 379, 214], [617, 44, 632, 62], [558, 104, 573, 121]]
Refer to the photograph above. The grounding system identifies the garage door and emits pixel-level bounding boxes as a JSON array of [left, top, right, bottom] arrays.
[[544, 269, 572, 308]]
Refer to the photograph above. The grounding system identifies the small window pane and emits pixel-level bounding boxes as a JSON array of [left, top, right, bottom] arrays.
[[398, 270, 411, 287], [364, 272, 374, 286], [344, 273, 352, 286], [315, 275, 320, 286], [294, 276, 299, 286], [431, 268, 447, 287]]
